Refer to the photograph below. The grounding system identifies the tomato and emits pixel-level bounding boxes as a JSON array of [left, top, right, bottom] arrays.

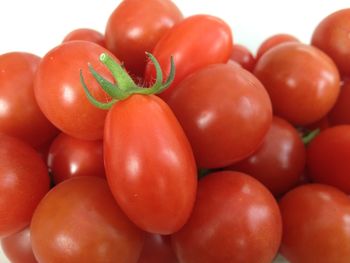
[[0, 134, 49, 237], [30, 176, 145, 263], [328, 78, 350, 125], [254, 42, 340, 125], [229, 116, 305, 197], [63, 28, 106, 47], [105, 0, 182, 78], [104, 94, 197, 234], [311, 8, 350, 77], [144, 14, 233, 101], [34, 41, 116, 140], [306, 125, 350, 194], [229, 44, 255, 72], [167, 63, 272, 169], [256, 33, 299, 60], [0, 52, 58, 147], [172, 171, 282, 263], [1, 226, 37, 263], [138, 234, 177, 263], [279, 184, 350, 263], [47, 132, 105, 185]]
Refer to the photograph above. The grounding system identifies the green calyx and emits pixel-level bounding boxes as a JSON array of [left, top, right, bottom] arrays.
[[80, 52, 175, 110]]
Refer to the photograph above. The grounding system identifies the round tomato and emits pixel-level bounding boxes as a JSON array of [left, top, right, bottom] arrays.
[[34, 41, 116, 140], [63, 28, 106, 47], [0, 134, 49, 237], [328, 78, 350, 125], [279, 184, 350, 263], [0, 52, 58, 147], [30, 176, 145, 263], [1, 226, 37, 263], [167, 63, 272, 169], [229, 116, 305, 197], [172, 171, 282, 263], [254, 42, 340, 125], [144, 14, 233, 101], [105, 0, 182, 77], [229, 44, 255, 72]]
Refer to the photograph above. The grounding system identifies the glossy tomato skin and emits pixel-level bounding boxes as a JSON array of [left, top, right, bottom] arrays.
[[254, 42, 340, 125], [0, 52, 58, 147], [63, 28, 106, 47], [307, 125, 350, 193], [31, 176, 145, 263], [311, 8, 350, 77], [172, 171, 282, 263], [47, 133, 105, 184], [328, 79, 350, 125], [230, 116, 305, 197], [279, 184, 350, 263], [229, 44, 255, 72], [144, 14, 233, 101], [137, 234, 178, 263], [0, 134, 49, 237], [1, 226, 37, 263], [167, 63, 272, 169], [105, 0, 182, 77], [34, 41, 116, 140], [104, 94, 197, 234]]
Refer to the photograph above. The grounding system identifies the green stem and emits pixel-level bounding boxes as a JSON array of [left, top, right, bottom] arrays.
[[302, 129, 320, 145]]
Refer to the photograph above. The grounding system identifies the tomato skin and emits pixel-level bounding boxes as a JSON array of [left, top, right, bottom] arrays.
[[229, 44, 255, 72], [328, 79, 350, 125], [104, 94, 197, 234], [1, 226, 37, 263], [144, 14, 233, 101], [0, 52, 58, 147], [311, 8, 350, 77], [306, 125, 350, 193], [229, 116, 305, 197], [0, 134, 49, 237], [254, 42, 340, 125], [47, 133, 105, 184], [172, 171, 282, 263], [31, 176, 145, 263], [105, 0, 182, 77], [34, 41, 116, 140], [63, 28, 106, 47], [279, 184, 350, 263], [167, 63, 272, 169]]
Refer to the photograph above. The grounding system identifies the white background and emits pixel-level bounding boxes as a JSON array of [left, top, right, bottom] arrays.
[[0, 1, 350, 262]]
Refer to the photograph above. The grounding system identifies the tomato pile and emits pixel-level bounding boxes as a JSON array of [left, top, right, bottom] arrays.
[[1, 1, 350, 263]]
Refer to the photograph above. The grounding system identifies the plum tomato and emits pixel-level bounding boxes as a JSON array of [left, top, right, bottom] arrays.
[[328, 78, 350, 126], [229, 44, 256, 72], [63, 28, 106, 47]]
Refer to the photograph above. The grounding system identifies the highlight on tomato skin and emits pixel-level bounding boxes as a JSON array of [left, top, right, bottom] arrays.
[[229, 44, 256, 72]]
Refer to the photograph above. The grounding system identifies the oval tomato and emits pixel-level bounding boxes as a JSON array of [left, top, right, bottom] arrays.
[[172, 171, 282, 263], [0, 52, 58, 147], [30, 176, 145, 263], [63, 28, 106, 47], [144, 14, 233, 101], [167, 63, 272, 168], [0, 134, 49, 237], [229, 44, 255, 72], [105, 0, 182, 77], [104, 94, 197, 234]]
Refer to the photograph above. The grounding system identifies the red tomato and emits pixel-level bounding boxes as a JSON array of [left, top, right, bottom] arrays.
[[138, 234, 178, 263], [328, 78, 350, 125], [63, 28, 106, 47], [47, 133, 105, 184], [279, 184, 350, 263], [167, 63, 272, 168], [1, 226, 37, 263], [104, 94, 197, 234], [307, 125, 350, 193], [229, 116, 305, 197], [311, 8, 350, 77], [229, 44, 256, 72], [256, 33, 299, 60], [31, 176, 145, 263], [0, 134, 49, 237], [0, 52, 58, 147], [34, 41, 116, 140], [144, 14, 233, 101], [254, 42, 340, 125], [172, 171, 282, 263], [105, 0, 182, 77]]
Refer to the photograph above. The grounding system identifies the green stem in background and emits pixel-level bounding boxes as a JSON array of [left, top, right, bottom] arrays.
[[302, 128, 320, 145]]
